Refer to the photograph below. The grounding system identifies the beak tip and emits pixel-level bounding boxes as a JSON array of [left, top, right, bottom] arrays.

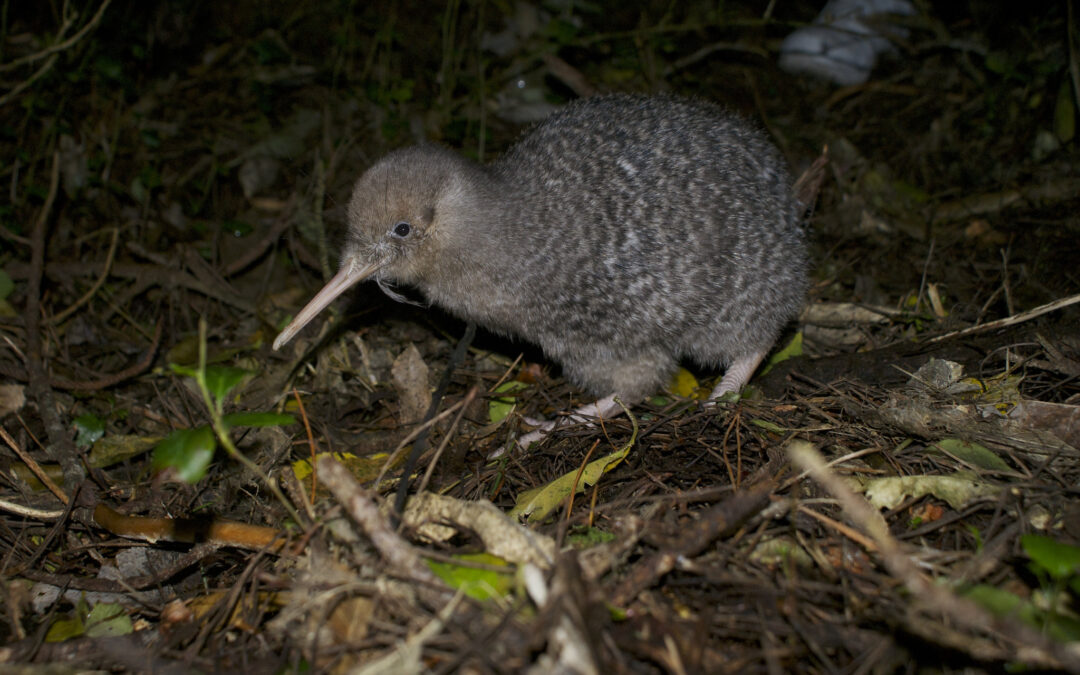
[[269, 262, 375, 354]]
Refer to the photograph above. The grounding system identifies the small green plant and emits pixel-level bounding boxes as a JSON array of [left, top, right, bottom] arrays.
[[962, 534, 1080, 643], [152, 319, 299, 521], [73, 413, 106, 447], [1022, 533, 1080, 600], [46, 597, 132, 643]]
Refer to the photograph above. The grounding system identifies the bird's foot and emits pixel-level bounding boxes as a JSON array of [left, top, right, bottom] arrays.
[[705, 350, 767, 406], [505, 394, 623, 453]]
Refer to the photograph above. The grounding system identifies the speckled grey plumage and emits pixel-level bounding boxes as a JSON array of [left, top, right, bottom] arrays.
[[334, 95, 810, 401]]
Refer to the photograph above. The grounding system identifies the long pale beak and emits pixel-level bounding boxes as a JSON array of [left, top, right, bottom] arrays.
[[272, 260, 382, 350]]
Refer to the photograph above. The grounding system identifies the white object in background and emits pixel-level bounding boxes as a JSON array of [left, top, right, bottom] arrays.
[[779, 0, 915, 86]]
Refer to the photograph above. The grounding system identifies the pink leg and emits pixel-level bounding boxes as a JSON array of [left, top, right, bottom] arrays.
[[708, 350, 767, 402], [514, 394, 622, 450]]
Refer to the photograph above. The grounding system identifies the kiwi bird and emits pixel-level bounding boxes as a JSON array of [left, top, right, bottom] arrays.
[[274, 95, 809, 442]]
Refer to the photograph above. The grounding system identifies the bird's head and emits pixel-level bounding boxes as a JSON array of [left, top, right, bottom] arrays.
[[273, 145, 483, 350]]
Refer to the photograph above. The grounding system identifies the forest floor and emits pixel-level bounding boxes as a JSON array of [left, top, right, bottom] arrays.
[[1, 1, 1079, 672]]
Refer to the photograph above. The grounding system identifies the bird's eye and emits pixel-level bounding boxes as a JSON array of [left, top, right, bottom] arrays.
[[392, 221, 411, 238]]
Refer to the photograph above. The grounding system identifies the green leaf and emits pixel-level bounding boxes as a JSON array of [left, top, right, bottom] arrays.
[[73, 414, 106, 447], [566, 526, 616, 548], [426, 552, 514, 601], [966, 525, 984, 552], [750, 419, 785, 434], [388, 78, 415, 103], [45, 615, 85, 642], [204, 365, 252, 403], [94, 55, 124, 81], [45, 596, 90, 642], [222, 412, 295, 428], [169, 363, 198, 378], [932, 438, 1011, 472], [963, 584, 1026, 617], [1048, 613, 1080, 642], [760, 332, 803, 376], [152, 426, 216, 483], [749, 534, 815, 570], [488, 381, 529, 425], [9, 462, 65, 491], [1022, 534, 1080, 581], [84, 603, 133, 638], [139, 165, 161, 189], [964, 582, 1080, 643], [88, 434, 162, 469], [510, 444, 632, 522], [292, 451, 398, 484], [0, 268, 13, 301]]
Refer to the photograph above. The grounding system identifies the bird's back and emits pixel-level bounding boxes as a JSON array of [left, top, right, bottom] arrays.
[[485, 95, 807, 370]]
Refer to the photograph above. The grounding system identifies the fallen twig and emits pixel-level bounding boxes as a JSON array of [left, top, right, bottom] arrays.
[[0, 0, 114, 108], [931, 178, 1080, 224], [928, 292, 1080, 343], [0, 425, 68, 505], [788, 440, 1080, 673], [608, 479, 774, 607], [0, 318, 164, 391], [47, 227, 120, 326], [222, 197, 297, 276], [6, 259, 256, 313], [0, 0, 113, 73], [23, 151, 82, 488], [415, 386, 479, 496], [92, 502, 286, 552], [54, 318, 164, 391], [317, 454, 446, 591]]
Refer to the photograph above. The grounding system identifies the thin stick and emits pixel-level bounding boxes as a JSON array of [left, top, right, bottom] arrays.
[[797, 504, 877, 552], [0, 498, 64, 520], [318, 455, 446, 590], [393, 322, 475, 516], [292, 387, 318, 503], [23, 151, 82, 487], [0, 0, 113, 72], [927, 292, 1080, 343], [788, 440, 1080, 673], [416, 387, 478, 496], [0, 426, 67, 504], [915, 238, 934, 314], [565, 439, 602, 523], [0, 54, 58, 108], [1069, 0, 1080, 125], [47, 318, 163, 391], [47, 227, 119, 325], [999, 246, 1014, 316], [374, 398, 468, 489]]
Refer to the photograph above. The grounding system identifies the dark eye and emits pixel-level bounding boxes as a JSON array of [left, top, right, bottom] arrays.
[[392, 221, 411, 238]]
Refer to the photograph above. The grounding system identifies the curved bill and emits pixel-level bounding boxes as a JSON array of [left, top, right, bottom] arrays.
[[272, 259, 382, 350]]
